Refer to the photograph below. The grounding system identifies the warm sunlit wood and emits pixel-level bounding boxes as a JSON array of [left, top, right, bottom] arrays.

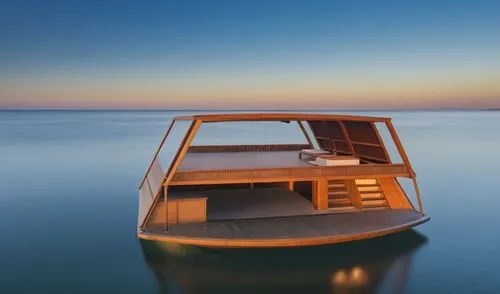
[[345, 179, 363, 209], [378, 178, 412, 209], [312, 178, 328, 210]]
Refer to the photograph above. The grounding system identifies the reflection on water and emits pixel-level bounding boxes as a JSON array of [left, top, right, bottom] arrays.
[[140, 230, 428, 294]]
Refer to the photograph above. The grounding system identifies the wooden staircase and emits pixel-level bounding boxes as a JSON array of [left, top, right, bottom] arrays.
[[327, 180, 354, 210], [355, 179, 388, 209]]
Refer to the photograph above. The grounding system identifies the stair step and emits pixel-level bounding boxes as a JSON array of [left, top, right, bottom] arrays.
[[356, 183, 379, 188], [328, 190, 348, 195], [357, 186, 381, 192], [360, 192, 384, 199], [355, 179, 377, 185], [328, 198, 352, 204], [328, 183, 346, 188], [362, 199, 387, 207]]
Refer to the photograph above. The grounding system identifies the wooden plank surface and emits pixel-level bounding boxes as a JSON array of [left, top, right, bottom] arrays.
[[140, 209, 429, 247], [178, 151, 311, 171]]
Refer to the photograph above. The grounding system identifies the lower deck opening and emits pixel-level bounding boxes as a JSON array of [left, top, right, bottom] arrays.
[[168, 182, 316, 221], [144, 177, 414, 230]]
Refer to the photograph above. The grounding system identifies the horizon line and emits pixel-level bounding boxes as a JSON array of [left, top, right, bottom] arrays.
[[0, 107, 499, 112]]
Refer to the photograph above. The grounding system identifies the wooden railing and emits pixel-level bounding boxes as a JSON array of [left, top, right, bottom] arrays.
[[170, 164, 411, 185]]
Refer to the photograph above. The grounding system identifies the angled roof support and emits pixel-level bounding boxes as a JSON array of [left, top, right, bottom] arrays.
[[140, 119, 203, 230], [385, 120, 424, 214], [296, 121, 314, 147]]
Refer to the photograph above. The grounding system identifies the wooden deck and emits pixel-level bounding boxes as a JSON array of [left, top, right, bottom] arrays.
[[139, 209, 429, 248], [179, 151, 311, 171]]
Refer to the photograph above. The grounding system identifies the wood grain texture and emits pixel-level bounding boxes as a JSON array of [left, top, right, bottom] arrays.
[[378, 178, 412, 209], [171, 163, 410, 185], [345, 179, 363, 209], [312, 178, 328, 210], [139, 209, 429, 248], [148, 197, 207, 225]]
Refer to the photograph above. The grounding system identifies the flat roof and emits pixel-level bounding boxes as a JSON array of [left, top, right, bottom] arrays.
[[173, 113, 391, 122]]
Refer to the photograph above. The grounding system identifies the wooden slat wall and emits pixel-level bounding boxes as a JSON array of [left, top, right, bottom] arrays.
[[307, 120, 390, 163], [170, 164, 410, 185]]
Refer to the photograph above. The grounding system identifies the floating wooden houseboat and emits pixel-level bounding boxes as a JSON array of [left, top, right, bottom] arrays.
[[137, 113, 429, 248]]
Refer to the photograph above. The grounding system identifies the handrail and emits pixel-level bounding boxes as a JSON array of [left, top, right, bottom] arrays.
[[138, 120, 175, 189], [140, 120, 203, 230]]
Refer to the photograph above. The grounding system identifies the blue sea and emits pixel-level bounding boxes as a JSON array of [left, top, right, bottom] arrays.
[[1, 110, 500, 293]]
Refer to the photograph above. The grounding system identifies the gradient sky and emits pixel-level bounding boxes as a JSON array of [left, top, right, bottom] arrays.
[[1, 0, 499, 109]]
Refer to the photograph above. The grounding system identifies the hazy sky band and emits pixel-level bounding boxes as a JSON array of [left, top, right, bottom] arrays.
[[1, 0, 499, 108]]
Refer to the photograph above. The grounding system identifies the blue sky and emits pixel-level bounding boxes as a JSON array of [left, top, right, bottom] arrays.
[[1, 0, 499, 108]]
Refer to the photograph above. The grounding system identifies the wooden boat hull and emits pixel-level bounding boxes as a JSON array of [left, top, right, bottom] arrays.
[[140, 228, 428, 259]]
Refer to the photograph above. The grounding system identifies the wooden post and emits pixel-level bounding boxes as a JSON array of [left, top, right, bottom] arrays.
[[412, 178, 424, 214], [312, 178, 328, 210], [345, 179, 362, 209], [297, 121, 314, 148], [163, 185, 168, 231], [287, 181, 294, 191], [139, 120, 175, 189], [371, 122, 392, 163], [385, 121, 413, 175], [338, 120, 355, 156]]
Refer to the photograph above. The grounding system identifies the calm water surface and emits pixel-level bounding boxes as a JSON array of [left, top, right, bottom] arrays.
[[1, 110, 500, 293]]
